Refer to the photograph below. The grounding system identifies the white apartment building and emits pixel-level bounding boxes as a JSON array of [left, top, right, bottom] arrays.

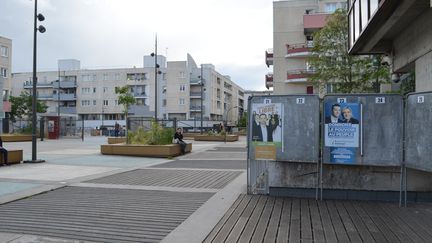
[[0, 36, 12, 118], [266, 0, 346, 95], [11, 54, 245, 126]]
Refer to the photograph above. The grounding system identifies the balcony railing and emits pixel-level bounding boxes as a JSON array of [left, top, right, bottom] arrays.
[[286, 69, 316, 83], [190, 92, 202, 97], [58, 93, 76, 101], [304, 13, 330, 33], [59, 106, 77, 114], [53, 80, 77, 89], [24, 82, 53, 89], [265, 73, 274, 89], [265, 48, 273, 67], [37, 94, 54, 100], [286, 42, 314, 58], [190, 105, 203, 111]]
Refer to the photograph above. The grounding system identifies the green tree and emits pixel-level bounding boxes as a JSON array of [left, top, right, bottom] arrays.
[[115, 85, 136, 142], [9, 91, 47, 122], [237, 111, 247, 127], [308, 9, 390, 93]]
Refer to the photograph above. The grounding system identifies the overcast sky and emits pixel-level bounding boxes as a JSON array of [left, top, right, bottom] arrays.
[[0, 0, 273, 91]]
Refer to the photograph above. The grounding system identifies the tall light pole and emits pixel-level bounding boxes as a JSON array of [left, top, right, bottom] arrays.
[[200, 64, 204, 134], [26, 0, 45, 163], [150, 34, 160, 120], [224, 105, 238, 143]]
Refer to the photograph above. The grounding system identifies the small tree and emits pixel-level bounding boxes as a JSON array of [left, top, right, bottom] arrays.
[[115, 86, 135, 142], [308, 9, 390, 93], [10, 91, 47, 122]]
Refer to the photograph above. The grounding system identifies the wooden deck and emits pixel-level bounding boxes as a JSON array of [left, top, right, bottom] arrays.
[[204, 194, 432, 243]]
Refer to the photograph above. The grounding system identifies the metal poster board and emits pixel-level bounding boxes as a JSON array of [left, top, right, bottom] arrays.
[[323, 94, 403, 166], [248, 95, 320, 163], [405, 92, 432, 172]]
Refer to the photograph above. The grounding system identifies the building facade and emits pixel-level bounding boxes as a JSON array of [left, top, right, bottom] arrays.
[[11, 54, 245, 126], [0, 36, 12, 117], [267, 0, 346, 95]]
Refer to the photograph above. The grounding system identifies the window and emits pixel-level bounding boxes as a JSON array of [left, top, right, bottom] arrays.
[[326, 3, 337, 13], [103, 87, 108, 93], [81, 87, 90, 94], [217, 101, 221, 109], [115, 73, 121, 81], [93, 87, 97, 93], [180, 84, 186, 92], [103, 74, 109, 81], [0, 46, 8, 57], [115, 100, 119, 105], [1, 68, 7, 78], [81, 100, 90, 106], [179, 98, 185, 105], [93, 100, 97, 105], [103, 100, 109, 106], [306, 86, 314, 94], [81, 75, 95, 82], [179, 72, 185, 78]]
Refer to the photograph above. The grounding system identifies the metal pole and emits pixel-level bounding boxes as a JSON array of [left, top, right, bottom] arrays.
[[200, 64, 203, 134], [31, 0, 38, 161], [154, 34, 158, 121]]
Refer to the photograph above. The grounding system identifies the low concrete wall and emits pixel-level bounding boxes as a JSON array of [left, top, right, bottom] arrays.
[[1, 135, 32, 142], [107, 137, 126, 144], [101, 143, 192, 157], [0, 150, 23, 165], [194, 135, 239, 142]]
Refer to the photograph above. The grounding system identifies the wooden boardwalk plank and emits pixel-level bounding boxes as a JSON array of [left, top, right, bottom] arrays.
[[289, 199, 301, 243], [251, 197, 276, 243], [334, 201, 362, 243], [309, 200, 326, 243], [358, 202, 400, 243], [326, 200, 350, 242], [276, 198, 292, 243], [378, 203, 425, 243], [264, 197, 283, 243], [238, 196, 268, 243], [351, 201, 387, 243], [225, 195, 260, 243], [203, 194, 245, 243], [300, 199, 313, 243], [211, 194, 253, 243], [317, 200, 338, 243], [342, 201, 376, 243]]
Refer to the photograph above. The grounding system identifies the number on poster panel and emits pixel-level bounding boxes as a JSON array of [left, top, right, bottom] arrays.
[[337, 98, 346, 103], [375, 97, 386, 104], [296, 98, 305, 104], [417, 96, 425, 103]]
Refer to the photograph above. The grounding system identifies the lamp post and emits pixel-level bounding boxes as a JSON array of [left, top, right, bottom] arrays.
[[25, 0, 45, 163], [200, 64, 204, 134], [150, 34, 161, 121], [224, 105, 238, 143]]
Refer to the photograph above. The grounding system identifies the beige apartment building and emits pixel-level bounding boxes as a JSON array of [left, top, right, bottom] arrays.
[[0, 36, 12, 118], [266, 0, 346, 95], [11, 54, 245, 126]]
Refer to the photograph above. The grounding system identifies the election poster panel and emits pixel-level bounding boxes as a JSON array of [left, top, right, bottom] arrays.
[[324, 102, 360, 164], [251, 102, 283, 160]]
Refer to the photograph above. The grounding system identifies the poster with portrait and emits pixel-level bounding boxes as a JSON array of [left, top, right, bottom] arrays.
[[251, 100, 283, 160], [324, 102, 360, 164]]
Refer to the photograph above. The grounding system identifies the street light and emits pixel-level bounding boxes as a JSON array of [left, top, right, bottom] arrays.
[[150, 34, 161, 120], [200, 64, 204, 134], [224, 105, 238, 143], [25, 0, 45, 163]]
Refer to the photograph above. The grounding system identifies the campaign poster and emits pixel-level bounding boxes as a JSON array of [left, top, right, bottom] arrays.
[[251, 101, 283, 160], [324, 102, 360, 164]]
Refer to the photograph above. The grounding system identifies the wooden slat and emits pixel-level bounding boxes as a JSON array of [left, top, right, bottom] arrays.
[[358, 202, 400, 242], [326, 200, 350, 242], [203, 194, 245, 243], [300, 199, 313, 243], [211, 194, 252, 243], [225, 195, 260, 242], [351, 201, 387, 243], [309, 200, 326, 243], [263, 197, 283, 243], [334, 201, 362, 243], [250, 197, 275, 243], [289, 199, 301, 243], [342, 201, 376, 243], [237, 196, 268, 243], [276, 198, 292, 243], [317, 200, 338, 243]]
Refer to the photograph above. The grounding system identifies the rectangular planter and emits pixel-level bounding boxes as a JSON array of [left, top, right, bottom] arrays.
[[107, 137, 127, 144], [194, 135, 239, 142], [101, 143, 192, 157], [1, 135, 32, 142], [0, 149, 23, 165]]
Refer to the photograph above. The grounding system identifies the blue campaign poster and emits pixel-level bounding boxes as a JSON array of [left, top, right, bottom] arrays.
[[324, 102, 361, 164]]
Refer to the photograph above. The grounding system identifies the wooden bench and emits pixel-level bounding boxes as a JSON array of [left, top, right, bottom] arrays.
[[0, 149, 23, 165]]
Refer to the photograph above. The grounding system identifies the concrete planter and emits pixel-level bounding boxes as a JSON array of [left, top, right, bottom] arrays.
[[101, 143, 192, 157], [194, 135, 239, 142], [1, 135, 32, 142], [107, 137, 127, 144]]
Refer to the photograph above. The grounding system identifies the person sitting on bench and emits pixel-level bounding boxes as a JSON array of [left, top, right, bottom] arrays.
[[0, 137, 8, 166], [174, 128, 187, 155]]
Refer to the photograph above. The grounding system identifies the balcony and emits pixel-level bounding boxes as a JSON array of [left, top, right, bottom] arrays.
[[265, 48, 273, 67], [286, 69, 315, 83], [285, 42, 314, 58], [265, 73, 273, 89], [190, 79, 202, 85], [190, 92, 202, 98], [190, 105, 203, 112], [59, 106, 77, 114], [37, 94, 54, 100], [303, 13, 330, 33], [52, 80, 77, 89], [59, 93, 76, 101], [133, 92, 147, 98], [23, 82, 52, 89]]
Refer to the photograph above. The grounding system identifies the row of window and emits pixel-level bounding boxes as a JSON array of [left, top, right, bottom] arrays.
[[81, 100, 118, 106], [1, 68, 7, 78], [0, 46, 8, 57], [348, 0, 379, 49]]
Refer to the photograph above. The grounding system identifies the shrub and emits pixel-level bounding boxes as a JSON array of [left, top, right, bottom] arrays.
[[128, 121, 174, 145]]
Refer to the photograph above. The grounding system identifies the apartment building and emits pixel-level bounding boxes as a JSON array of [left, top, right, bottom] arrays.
[[0, 36, 12, 118], [11, 54, 245, 126], [266, 0, 346, 95]]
